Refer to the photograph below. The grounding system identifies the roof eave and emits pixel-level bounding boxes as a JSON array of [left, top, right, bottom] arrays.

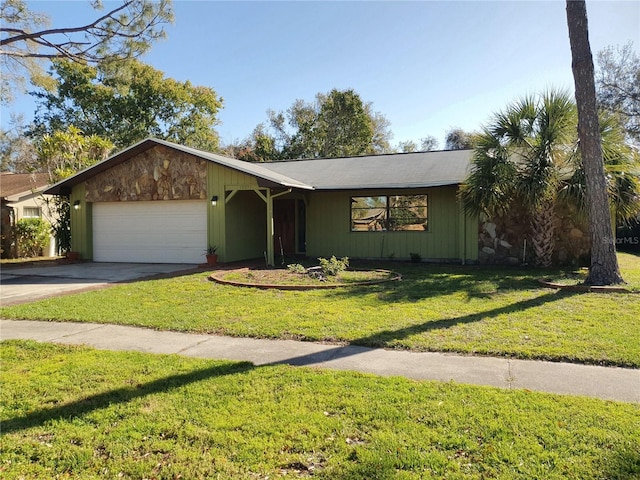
[[44, 138, 314, 195], [311, 180, 463, 190]]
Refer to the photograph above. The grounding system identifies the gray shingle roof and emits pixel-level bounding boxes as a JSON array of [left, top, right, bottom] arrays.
[[261, 150, 473, 190], [44, 138, 473, 195]]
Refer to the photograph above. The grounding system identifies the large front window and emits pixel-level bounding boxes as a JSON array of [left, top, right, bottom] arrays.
[[351, 195, 428, 231]]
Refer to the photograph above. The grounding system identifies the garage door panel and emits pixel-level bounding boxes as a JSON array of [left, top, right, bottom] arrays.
[[93, 201, 207, 263]]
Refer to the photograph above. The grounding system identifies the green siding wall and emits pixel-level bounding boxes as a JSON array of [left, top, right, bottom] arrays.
[[225, 191, 267, 262], [70, 183, 93, 260], [206, 163, 262, 262], [461, 205, 479, 264], [306, 186, 477, 262]]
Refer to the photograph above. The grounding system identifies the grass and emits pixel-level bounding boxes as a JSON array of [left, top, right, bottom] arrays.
[[0, 256, 65, 267], [544, 255, 640, 291], [2, 252, 639, 367], [1, 340, 638, 479]]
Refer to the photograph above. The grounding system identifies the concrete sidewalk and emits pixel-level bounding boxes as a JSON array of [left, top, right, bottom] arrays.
[[1, 319, 638, 403]]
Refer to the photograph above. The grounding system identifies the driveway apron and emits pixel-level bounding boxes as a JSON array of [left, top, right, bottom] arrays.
[[0, 262, 198, 305]]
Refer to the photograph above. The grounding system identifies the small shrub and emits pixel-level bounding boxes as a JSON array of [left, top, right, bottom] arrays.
[[318, 256, 349, 276], [14, 217, 50, 258], [409, 252, 422, 263], [287, 263, 306, 274]]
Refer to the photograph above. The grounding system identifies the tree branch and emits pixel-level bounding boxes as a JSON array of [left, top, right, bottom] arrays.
[[0, 1, 131, 47]]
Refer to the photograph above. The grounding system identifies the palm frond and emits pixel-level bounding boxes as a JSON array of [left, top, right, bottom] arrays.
[[459, 132, 517, 217]]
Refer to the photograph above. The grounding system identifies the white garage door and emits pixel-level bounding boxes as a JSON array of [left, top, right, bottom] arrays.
[[93, 200, 207, 264]]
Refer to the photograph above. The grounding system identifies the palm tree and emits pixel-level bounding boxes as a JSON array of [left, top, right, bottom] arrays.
[[459, 89, 640, 267], [460, 90, 577, 267]]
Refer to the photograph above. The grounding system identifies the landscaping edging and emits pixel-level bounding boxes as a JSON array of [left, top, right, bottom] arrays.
[[209, 268, 402, 290], [537, 278, 636, 293]]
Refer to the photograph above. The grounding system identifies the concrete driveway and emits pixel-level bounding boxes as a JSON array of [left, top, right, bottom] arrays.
[[1, 262, 199, 305]]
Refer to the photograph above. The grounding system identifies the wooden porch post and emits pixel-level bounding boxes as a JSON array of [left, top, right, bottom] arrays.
[[266, 189, 275, 266]]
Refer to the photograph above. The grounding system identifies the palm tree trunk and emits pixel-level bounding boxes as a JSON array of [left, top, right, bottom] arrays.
[[530, 199, 556, 267], [566, 0, 624, 285]]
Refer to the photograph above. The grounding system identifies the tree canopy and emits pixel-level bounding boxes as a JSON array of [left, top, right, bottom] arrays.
[[33, 126, 115, 254], [596, 42, 640, 145], [30, 58, 223, 151], [445, 128, 477, 150], [0, 0, 173, 104], [396, 136, 440, 153], [0, 114, 35, 171], [36, 126, 113, 183], [228, 89, 392, 162]]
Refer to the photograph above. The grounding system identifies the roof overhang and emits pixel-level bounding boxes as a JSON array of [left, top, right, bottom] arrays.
[[311, 180, 464, 191], [43, 138, 473, 196], [44, 138, 314, 196]]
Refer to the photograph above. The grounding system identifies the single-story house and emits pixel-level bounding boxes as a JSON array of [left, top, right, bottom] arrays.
[[44, 138, 478, 265], [1, 172, 56, 258]]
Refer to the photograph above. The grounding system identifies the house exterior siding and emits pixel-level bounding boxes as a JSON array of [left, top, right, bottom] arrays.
[[305, 186, 477, 262], [207, 162, 265, 262], [57, 139, 478, 264], [70, 183, 92, 260]]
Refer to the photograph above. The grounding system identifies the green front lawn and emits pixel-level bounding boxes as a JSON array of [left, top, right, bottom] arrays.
[[1, 341, 638, 479], [2, 253, 639, 367]]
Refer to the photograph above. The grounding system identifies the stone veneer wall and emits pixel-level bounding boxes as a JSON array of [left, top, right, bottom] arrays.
[[478, 204, 591, 266], [85, 146, 208, 202]]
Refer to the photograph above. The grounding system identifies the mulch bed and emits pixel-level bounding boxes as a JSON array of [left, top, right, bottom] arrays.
[[209, 267, 401, 290]]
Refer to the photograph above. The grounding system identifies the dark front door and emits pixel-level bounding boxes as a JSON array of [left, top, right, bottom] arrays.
[[274, 199, 296, 255]]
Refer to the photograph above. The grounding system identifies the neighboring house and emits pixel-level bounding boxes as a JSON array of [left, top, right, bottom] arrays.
[[1, 172, 56, 258], [44, 138, 478, 265]]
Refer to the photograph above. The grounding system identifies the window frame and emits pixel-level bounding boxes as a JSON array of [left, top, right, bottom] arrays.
[[22, 207, 42, 218], [350, 194, 428, 232]]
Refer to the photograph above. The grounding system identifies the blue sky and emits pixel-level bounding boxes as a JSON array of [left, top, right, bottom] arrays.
[[3, 0, 639, 149]]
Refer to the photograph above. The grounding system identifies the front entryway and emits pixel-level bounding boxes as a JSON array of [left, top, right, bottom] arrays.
[[274, 199, 296, 255], [273, 199, 306, 256]]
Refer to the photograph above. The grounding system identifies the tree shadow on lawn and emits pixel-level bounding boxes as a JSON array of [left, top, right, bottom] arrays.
[[0, 288, 582, 436], [271, 289, 580, 365], [349, 289, 579, 348], [330, 262, 568, 303], [601, 447, 640, 480], [1, 361, 254, 435]]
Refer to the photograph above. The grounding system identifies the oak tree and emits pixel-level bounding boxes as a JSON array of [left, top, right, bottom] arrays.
[[240, 89, 392, 161], [31, 58, 222, 151]]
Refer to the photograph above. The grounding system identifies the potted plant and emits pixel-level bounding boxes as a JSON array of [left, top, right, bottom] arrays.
[[66, 251, 80, 261], [205, 245, 218, 266]]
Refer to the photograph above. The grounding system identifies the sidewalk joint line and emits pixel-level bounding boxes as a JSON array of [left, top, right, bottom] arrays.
[[48, 323, 108, 341], [506, 358, 515, 389], [176, 337, 211, 354]]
